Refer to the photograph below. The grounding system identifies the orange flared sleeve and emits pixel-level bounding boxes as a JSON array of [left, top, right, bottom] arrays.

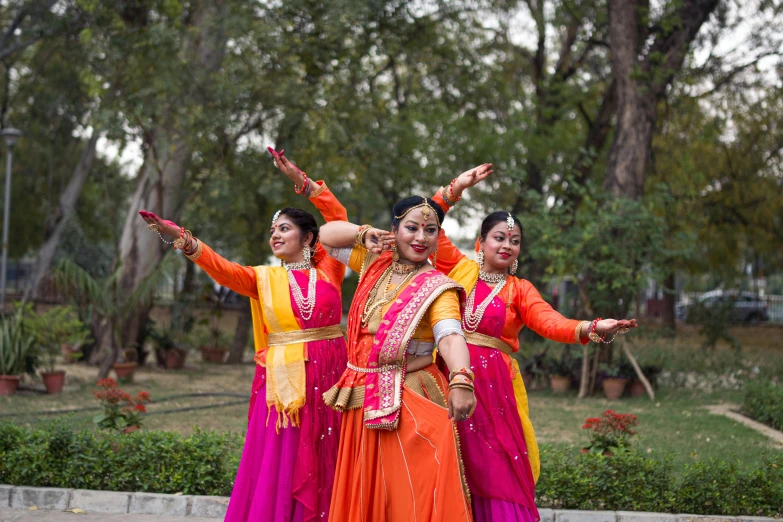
[[192, 242, 259, 300], [309, 180, 348, 289], [514, 279, 583, 344]]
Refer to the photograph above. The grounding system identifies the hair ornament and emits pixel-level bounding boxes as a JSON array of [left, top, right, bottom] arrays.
[[271, 209, 282, 226], [506, 212, 515, 231], [394, 197, 441, 227]]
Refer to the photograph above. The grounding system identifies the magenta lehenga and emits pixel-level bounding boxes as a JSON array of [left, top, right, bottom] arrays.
[[456, 282, 539, 522], [225, 273, 346, 522]]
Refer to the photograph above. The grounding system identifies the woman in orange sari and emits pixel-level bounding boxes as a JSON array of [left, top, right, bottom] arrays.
[[319, 196, 477, 522], [426, 169, 638, 522], [138, 149, 348, 522]]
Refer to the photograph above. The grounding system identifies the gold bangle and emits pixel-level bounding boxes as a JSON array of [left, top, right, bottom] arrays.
[[185, 239, 203, 261], [355, 224, 372, 248], [575, 321, 590, 343]]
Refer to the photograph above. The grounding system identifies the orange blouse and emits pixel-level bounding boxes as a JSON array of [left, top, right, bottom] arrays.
[[431, 190, 584, 349], [190, 180, 347, 298]]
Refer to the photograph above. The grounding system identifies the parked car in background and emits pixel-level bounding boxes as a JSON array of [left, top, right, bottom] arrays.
[[676, 290, 769, 324]]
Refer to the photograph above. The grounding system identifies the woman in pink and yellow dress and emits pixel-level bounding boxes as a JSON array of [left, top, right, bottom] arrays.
[[424, 168, 638, 522], [138, 149, 348, 522]]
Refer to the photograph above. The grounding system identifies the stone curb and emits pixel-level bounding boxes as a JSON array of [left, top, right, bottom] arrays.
[[0, 485, 779, 520]]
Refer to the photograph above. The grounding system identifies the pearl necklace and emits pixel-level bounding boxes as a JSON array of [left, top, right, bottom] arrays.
[[283, 260, 317, 321], [463, 274, 507, 333]]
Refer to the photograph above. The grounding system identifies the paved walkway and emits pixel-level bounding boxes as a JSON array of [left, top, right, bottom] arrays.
[[705, 403, 783, 445], [0, 510, 217, 522]]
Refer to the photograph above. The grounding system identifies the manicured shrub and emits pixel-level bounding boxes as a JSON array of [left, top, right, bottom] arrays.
[[743, 379, 783, 431], [0, 420, 242, 496]]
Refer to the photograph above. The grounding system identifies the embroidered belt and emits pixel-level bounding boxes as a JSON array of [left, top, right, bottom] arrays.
[[346, 361, 402, 373], [267, 325, 344, 346], [464, 331, 513, 355]]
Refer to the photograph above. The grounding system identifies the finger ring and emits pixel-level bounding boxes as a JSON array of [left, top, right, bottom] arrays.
[[618, 327, 630, 334], [273, 159, 279, 168], [148, 223, 159, 232]]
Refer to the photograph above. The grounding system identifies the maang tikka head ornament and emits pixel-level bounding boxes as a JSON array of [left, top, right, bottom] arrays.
[[271, 210, 282, 227], [394, 197, 441, 227], [506, 212, 515, 231]]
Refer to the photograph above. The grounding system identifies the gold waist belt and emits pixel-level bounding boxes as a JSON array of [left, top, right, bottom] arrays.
[[464, 331, 514, 355], [267, 325, 344, 346]]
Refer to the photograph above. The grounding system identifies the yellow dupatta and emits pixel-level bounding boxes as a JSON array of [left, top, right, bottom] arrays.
[[447, 257, 540, 481], [250, 266, 307, 430]]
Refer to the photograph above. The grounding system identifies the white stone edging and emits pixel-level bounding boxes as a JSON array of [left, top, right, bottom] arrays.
[[0, 485, 779, 520]]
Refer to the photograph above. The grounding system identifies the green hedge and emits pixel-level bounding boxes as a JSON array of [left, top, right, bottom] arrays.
[[0, 421, 241, 496], [1, 422, 781, 516], [743, 379, 783, 431], [537, 446, 783, 516]]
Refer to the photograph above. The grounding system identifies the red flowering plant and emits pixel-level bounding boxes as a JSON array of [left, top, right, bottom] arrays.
[[92, 378, 152, 432], [581, 409, 639, 454]]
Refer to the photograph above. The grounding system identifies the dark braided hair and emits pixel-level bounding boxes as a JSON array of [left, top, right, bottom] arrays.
[[390, 196, 445, 230], [479, 211, 522, 241], [278, 207, 319, 248]]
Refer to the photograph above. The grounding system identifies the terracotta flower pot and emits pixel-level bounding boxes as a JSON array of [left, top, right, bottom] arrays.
[[164, 347, 188, 370], [41, 370, 66, 394], [113, 362, 138, 381], [0, 375, 20, 396], [206, 347, 226, 364], [550, 374, 571, 393], [629, 379, 646, 397], [602, 377, 629, 400]]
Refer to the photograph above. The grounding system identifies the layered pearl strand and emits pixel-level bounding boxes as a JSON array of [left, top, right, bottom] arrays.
[[462, 271, 508, 333], [283, 259, 317, 321]]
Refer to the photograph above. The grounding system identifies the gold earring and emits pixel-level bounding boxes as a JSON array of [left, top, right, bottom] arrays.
[[392, 243, 399, 262], [510, 258, 518, 275], [303, 246, 312, 264], [432, 246, 438, 269], [477, 249, 484, 269]]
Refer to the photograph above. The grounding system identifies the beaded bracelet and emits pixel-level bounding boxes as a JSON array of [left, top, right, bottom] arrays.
[[294, 172, 309, 195], [441, 186, 458, 206], [588, 318, 607, 343]]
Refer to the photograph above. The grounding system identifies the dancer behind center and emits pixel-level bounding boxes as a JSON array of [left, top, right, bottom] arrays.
[[139, 148, 348, 522], [319, 196, 477, 522], [424, 167, 638, 522]]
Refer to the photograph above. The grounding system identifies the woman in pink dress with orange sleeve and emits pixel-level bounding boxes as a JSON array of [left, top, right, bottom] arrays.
[[424, 166, 638, 522], [138, 149, 349, 522]]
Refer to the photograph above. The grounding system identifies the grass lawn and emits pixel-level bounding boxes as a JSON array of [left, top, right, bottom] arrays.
[[529, 387, 779, 469], [2, 356, 780, 470]]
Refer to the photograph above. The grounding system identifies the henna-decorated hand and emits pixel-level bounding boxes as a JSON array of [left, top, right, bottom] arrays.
[[595, 318, 639, 335], [267, 147, 307, 189], [451, 163, 493, 198], [138, 211, 181, 238]]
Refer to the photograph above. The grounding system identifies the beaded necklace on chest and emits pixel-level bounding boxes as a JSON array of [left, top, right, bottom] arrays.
[[283, 260, 317, 321], [361, 262, 421, 328], [462, 271, 508, 333]]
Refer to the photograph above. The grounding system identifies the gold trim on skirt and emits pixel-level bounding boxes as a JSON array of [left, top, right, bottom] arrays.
[[266, 324, 345, 346]]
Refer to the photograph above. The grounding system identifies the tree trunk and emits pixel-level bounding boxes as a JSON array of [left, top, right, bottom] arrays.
[[94, 1, 227, 379], [662, 271, 676, 332], [603, 0, 718, 199], [226, 298, 251, 364], [23, 133, 99, 301]]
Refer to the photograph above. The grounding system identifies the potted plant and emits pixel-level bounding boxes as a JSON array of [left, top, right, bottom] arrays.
[[113, 346, 139, 382], [0, 309, 35, 396], [581, 409, 639, 455], [196, 326, 229, 364], [24, 305, 91, 394], [149, 323, 189, 369], [599, 363, 630, 400], [629, 364, 661, 397], [92, 377, 152, 433], [544, 355, 573, 393]]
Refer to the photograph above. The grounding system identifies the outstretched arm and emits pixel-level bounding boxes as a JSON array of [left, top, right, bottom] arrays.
[[138, 211, 259, 299]]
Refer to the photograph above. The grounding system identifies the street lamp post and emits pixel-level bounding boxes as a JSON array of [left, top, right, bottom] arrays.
[[0, 128, 22, 310]]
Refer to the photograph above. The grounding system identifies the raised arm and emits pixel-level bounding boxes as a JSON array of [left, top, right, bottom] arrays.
[[138, 211, 259, 299]]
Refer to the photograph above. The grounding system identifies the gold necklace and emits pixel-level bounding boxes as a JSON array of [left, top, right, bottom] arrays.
[[361, 266, 419, 327], [392, 261, 418, 274]]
